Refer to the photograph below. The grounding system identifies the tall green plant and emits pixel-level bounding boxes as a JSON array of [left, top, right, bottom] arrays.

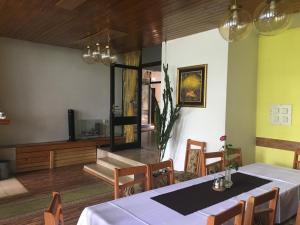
[[154, 64, 181, 161]]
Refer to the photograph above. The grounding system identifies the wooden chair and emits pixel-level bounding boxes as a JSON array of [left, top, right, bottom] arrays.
[[296, 202, 300, 225], [44, 192, 64, 225], [114, 165, 149, 199], [226, 148, 243, 167], [147, 159, 174, 189], [174, 139, 206, 182], [293, 149, 300, 170], [244, 187, 279, 225], [201, 151, 225, 176], [207, 200, 245, 225]]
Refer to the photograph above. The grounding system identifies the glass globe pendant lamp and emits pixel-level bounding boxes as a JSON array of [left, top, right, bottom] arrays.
[[253, 0, 291, 36], [218, 0, 252, 42], [92, 43, 102, 63], [82, 45, 95, 64], [101, 45, 117, 66]]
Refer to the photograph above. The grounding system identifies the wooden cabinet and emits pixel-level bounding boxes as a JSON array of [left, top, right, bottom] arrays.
[[0, 119, 10, 125], [16, 138, 111, 173]]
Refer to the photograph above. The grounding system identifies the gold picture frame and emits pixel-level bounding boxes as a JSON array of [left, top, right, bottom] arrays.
[[177, 64, 207, 107]]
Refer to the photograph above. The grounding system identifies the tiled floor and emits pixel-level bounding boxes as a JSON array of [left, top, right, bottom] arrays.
[[108, 130, 159, 164], [115, 148, 159, 164], [141, 129, 156, 151]]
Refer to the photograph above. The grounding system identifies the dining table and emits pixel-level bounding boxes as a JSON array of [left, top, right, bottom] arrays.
[[77, 163, 300, 225]]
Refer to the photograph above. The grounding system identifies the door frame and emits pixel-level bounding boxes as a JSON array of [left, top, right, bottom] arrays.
[[141, 61, 162, 126], [110, 63, 142, 151], [109, 56, 161, 151]]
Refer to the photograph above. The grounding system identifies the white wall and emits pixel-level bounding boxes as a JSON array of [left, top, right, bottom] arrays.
[[226, 32, 258, 165], [162, 29, 229, 170], [0, 37, 110, 145]]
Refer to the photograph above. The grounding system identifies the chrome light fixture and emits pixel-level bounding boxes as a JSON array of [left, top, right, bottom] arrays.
[[82, 45, 95, 64], [218, 0, 252, 42], [253, 0, 291, 36], [81, 32, 117, 65], [92, 43, 102, 63], [101, 33, 117, 66], [101, 44, 117, 66]]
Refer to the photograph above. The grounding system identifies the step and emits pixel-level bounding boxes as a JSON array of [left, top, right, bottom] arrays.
[[97, 148, 145, 167], [97, 157, 134, 170], [84, 163, 133, 185]]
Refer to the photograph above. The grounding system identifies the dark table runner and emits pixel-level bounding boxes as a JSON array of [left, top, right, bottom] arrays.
[[151, 172, 271, 215]]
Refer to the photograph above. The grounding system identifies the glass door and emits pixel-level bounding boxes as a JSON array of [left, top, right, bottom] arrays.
[[110, 63, 142, 151]]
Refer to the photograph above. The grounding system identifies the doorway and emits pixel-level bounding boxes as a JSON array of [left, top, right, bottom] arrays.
[[141, 62, 161, 150], [110, 63, 142, 151], [109, 53, 161, 152]]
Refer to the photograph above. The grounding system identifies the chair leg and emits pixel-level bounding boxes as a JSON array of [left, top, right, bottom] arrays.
[[60, 209, 64, 225]]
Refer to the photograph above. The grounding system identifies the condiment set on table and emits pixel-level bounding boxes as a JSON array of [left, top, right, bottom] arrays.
[[213, 175, 227, 192], [212, 175, 233, 191]]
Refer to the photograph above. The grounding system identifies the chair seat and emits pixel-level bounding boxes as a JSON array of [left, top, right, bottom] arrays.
[[123, 183, 145, 197], [174, 171, 199, 183], [206, 161, 223, 175], [152, 172, 169, 188]]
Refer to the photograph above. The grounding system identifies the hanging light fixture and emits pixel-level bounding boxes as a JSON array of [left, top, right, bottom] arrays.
[[82, 45, 95, 64], [218, 0, 252, 42], [101, 34, 117, 66], [92, 43, 102, 63], [101, 45, 117, 65], [253, 0, 291, 36]]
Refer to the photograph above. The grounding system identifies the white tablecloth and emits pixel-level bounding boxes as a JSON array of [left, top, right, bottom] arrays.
[[77, 163, 300, 225]]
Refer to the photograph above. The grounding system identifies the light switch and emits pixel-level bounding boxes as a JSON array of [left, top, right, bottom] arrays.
[[270, 104, 292, 126], [280, 108, 288, 114]]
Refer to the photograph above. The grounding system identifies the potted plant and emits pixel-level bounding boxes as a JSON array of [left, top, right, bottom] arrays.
[[154, 64, 181, 162]]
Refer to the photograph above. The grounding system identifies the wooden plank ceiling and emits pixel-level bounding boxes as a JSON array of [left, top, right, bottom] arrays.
[[0, 0, 299, 53]]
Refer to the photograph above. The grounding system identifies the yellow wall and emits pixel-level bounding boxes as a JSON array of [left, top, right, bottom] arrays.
[[256, 28, 300, 168]]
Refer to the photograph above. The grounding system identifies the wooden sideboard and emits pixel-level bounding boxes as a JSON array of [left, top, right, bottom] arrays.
[[0, 119, 10, 125], [16, 137, 113, 173]]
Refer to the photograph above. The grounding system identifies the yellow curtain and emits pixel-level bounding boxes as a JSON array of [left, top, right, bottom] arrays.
[[123, 51, 140, 143]]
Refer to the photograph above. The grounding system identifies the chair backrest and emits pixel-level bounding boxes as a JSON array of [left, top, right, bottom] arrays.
[[184, 139, 206, 176], [114, 165, 149, 199], [293, 149, 300, 170], [44, 192, 64, 225], [207, 201, 245, 225], [244, 187, 279, 225], [226, 148, 243, 167], [296, 202, 300, 225], [200, 151, 225, 176], [147, 159, 174, 189]]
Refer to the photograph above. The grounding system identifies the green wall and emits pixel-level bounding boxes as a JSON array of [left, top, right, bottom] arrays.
[[256, 28, 300, 168]]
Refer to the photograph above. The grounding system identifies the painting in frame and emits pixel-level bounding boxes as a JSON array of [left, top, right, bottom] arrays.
[[177, 64, 207, 107]]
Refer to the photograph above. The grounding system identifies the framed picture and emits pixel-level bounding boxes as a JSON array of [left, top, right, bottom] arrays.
[[177, 64, 207, 107]]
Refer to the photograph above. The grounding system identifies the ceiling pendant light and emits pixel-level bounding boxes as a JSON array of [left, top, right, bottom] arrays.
[[101, 45, 117, 66], [82, 45, 95, 64], [101, 34, 117, 66], [218, 0, 252, 42], [92, 43, 102, 63], [253, 0, 291, 36]]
